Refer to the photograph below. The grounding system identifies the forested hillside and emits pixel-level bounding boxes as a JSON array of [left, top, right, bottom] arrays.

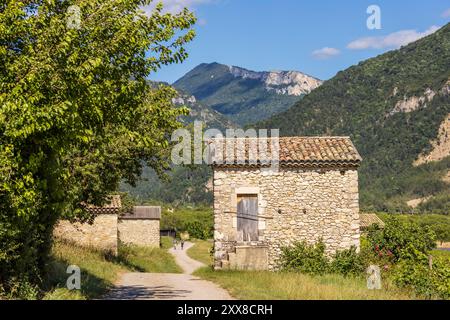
[[258, 24, 450, 213], [173, 62, 321, 125]]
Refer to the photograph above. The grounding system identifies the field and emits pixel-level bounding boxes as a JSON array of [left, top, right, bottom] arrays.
[[42, 237, 179, 300]]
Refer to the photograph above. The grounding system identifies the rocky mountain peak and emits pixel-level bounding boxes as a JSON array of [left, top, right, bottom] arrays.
[[228, 65, 322, 96]]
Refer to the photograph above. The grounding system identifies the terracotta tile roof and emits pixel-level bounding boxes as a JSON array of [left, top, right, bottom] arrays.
[[85, 195, 121, 215], [121, 206, 161, 220], [208, 136, 362, 168], [360, 213, 385, 229]]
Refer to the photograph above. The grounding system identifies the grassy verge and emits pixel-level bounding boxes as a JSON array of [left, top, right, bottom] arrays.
[[194, 268, 414, 300], [187, 241, 415, 300], [186, 239, 213, 266], [118, 238, 182, 274], [43, 237, 180, 300], [43, 240, 127, 300]]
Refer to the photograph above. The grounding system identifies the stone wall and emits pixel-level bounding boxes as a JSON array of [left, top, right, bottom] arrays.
[[118, 219, 160, 247], [54, 214, 118, 255], [213, 167, 360, 271]]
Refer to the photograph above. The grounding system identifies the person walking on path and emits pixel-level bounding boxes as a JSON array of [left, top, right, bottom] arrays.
[[180, 239, 185, 250], [173, 238, 178, 250]]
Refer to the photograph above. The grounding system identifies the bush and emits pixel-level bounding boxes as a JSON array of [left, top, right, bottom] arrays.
[[393, 251, 450, 299], [185, 221, 212, 240], [331, 246, 365, 276], [280, 240, 329, 275], [160, 206, 213, 240], [367, 216, 436, 261], [0, 277, 39, 300]]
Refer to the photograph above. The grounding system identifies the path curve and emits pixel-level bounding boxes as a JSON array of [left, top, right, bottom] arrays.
[[104, 241, 233, 300], [169, 241, 205, 274]]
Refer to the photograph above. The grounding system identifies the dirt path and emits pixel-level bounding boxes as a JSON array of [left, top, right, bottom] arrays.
[[104, 242, 233, 300], [169, 241, 205, 274]]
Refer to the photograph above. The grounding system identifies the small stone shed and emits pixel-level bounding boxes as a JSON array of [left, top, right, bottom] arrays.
[[54, 195, 122, 255], [211, 136, 362, 271], [119, 206, 161, 247], [54, 197, 161, 253]]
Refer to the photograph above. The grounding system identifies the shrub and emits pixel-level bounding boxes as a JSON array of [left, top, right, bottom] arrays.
[[280, 240, 329, 275], [331, 246, 365, 276], [185, 221, 211, 240], [393, 251, 450, 299], [367, 216, 436, 261]]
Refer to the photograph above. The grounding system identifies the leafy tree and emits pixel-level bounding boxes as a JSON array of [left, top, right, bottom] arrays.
[[0, 0, 195, 295]]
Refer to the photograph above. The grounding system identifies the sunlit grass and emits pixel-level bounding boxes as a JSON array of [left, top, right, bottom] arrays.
[[186, 239, 213, 266], [194, 268, 416, 300]]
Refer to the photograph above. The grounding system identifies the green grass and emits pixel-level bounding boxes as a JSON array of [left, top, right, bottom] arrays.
[[43, 237, 181, 300], [186, 239, 213, 266], [194, 268, 415, 300], [43, 240, 128, 300], [118, 240, 182, 274], [187, 241, 417, 300]]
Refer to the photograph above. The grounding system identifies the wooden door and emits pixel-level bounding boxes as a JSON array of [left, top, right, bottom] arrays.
[[237, 194, 259, 242]]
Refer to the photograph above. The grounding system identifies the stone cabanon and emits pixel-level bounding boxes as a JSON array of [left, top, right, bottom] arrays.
[[54, 197, 161, 254], [118, 206, 161, 247], [53, 195, 122, 255], [210, 136, 362, 271]]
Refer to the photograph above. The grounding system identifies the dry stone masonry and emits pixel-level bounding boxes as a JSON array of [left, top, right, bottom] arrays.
[[118, 206, 161, 247], [211, 137, 362, 271], [54, 198, 161, 253]]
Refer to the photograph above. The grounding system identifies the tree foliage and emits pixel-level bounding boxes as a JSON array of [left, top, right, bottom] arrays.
[[0, 0, 196, 295]]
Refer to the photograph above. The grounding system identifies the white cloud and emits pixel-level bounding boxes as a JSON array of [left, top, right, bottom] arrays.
[[442, 8, 450, 18], [143, 0, 212, 14], [311, 47, 341, 60], [347, 25, 441, 50]]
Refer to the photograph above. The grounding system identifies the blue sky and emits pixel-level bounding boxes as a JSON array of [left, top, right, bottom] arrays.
[[148, 0, 450, 83]]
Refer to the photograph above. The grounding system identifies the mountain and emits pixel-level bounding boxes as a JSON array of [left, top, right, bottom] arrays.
[[173, 62, 322, 125], [172, 90, 237, 130], [258, 23, 450, 213]]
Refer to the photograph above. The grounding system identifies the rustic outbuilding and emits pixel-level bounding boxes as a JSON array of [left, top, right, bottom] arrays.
[[54, 198, 161, 253], [54, 195, 122, 255], [118, 206, 161, 247], [210, 136, 362, 271]]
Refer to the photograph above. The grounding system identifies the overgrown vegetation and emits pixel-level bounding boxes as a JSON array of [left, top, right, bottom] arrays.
[[158, 206, 213, 240], [0, 1, 196, 296], [257, 24, 450, 213], [377, 213, 450, 244], [279, 217, 449, 299]]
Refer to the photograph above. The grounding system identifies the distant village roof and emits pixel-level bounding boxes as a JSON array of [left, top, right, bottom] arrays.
[[85, 195, 121, 215], [121, 206, 161, 220], [360, 213, 385, 230], [208, 136, 362, 168]]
